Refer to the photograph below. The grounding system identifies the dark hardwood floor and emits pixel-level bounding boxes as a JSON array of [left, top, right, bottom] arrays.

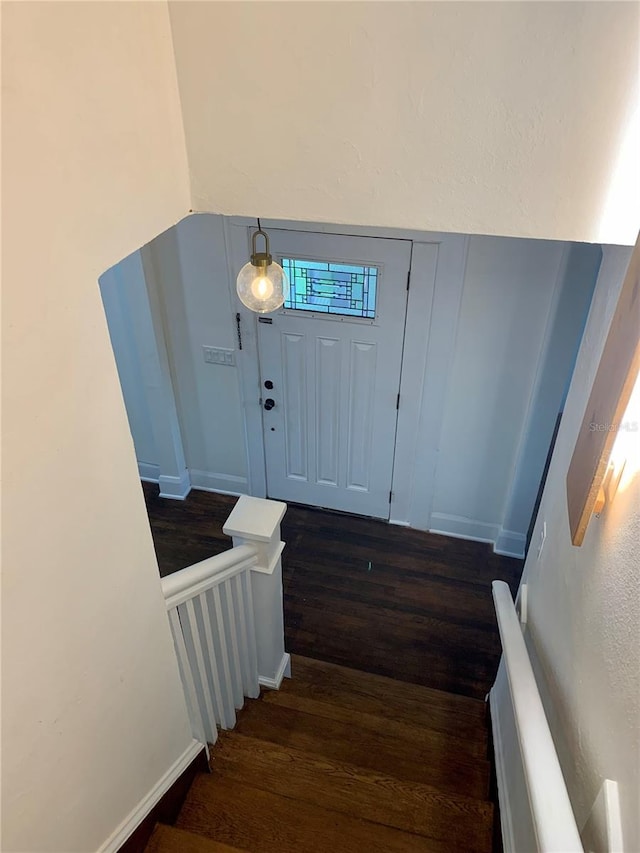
[[143, 482, 238, 577], [142, 482, 523, 700]]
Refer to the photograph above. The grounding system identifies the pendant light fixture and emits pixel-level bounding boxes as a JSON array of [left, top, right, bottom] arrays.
[[236, 220, 289, 313]]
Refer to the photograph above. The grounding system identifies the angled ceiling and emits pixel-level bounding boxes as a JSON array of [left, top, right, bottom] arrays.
[[168, 1, 639, 245]]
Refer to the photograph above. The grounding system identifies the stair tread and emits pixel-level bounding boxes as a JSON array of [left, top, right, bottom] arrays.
[[212, 731, 493, 846], [145, 823, 247, 853], [262, 687, 487, 759], [178, 773, 491, 853], [235, 700, 489, 799], [285, 654, 488, 743]]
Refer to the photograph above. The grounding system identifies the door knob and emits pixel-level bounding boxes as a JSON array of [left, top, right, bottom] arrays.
[[264, 398, 275, 411], [264, 380, 274, 390]]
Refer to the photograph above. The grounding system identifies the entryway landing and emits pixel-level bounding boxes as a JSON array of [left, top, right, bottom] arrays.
[[142, 482, 523, 701]]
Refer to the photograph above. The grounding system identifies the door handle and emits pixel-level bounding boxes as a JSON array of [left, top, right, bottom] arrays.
[[264, 398, 275, 411]]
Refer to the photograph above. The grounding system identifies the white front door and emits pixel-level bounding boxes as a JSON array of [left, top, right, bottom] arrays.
[[257, 230, 411, 518]]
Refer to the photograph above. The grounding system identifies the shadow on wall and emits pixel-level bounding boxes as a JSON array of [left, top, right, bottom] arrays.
[[99, 214, 249, 505]]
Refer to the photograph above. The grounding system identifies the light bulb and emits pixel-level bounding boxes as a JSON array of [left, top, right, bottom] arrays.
[[251, 275, 274, 300]]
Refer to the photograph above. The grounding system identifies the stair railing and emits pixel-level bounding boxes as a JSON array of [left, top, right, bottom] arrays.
[[161, 496, 289, 745], [490, 580, 583, 852]]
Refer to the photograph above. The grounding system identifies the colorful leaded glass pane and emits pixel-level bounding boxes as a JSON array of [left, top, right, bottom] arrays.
[[281, 258, 378, 319]]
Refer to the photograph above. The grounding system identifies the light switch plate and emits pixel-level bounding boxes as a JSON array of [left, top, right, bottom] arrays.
[[203, 346, 235, 366]]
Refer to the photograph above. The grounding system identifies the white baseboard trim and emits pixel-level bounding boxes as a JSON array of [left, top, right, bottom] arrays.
[[495, 528, 526, 559], [98, 738, 203, 853], [258, 652, 291, 691], [489, 689, 516, 853], [138, 461, 160, 483], [429, 512, 499, 546], [189, 469, 249, 497], [429, 513, 526, 558], [158, 469, 191, 500]]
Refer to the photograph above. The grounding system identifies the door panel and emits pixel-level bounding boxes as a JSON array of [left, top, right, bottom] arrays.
[[281, 332, 307, 480], [257, 230, 411, 518], [316, 336, 341, 486], [346, 340, 377, 491]]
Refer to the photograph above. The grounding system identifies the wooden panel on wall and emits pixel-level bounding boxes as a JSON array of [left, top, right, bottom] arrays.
[[567, 234, 640, 545]]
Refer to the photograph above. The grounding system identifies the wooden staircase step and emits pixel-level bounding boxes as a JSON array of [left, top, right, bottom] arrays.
[[177, 773, 490, 853], [262, 687, 487, 760], [212, 731, 493, 848], [234, 700, 489, 799], [285, 654, 488, 743], [145, 822, 248, 852]]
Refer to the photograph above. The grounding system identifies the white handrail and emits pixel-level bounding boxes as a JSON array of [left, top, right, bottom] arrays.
[[161, 545, 259, 609], [161, 496, 288, 746], [492, 580, 583, 853], [162, 543, 262, 742]]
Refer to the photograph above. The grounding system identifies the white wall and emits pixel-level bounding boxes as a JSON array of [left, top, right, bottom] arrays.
[[428, 237, 601, 553], [99, 254, 160, 472], [501, 243, 603, 543], [169, 1, 640, 245], [2, 4, 193, 851], [519, 246, 639, 850], [433, 237, 565, 528], [99, 250, 190, 499], [100, 215, 249, 499], [145, 215, 248, 492]]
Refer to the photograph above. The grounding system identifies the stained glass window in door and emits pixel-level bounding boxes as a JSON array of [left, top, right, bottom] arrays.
[[281, 258, 378, 318]]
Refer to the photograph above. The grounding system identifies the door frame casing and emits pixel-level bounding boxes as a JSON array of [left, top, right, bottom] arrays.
[[224, 216, 468, 529], [223, 218, 269, 499]]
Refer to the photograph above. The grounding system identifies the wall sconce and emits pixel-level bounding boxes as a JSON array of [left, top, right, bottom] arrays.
[[236, 220, 289, 313]]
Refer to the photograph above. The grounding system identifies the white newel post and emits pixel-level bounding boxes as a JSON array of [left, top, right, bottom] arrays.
[[223, 495, 291, 689]]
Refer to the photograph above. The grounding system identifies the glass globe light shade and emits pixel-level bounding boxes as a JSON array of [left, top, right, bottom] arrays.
[[236, 260, 289, 313]]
